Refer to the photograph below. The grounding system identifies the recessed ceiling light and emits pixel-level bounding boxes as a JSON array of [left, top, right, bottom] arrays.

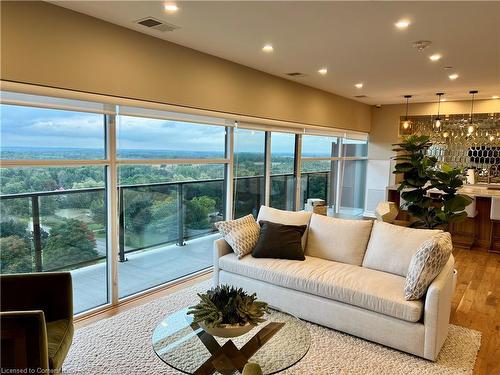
[[492, 95, 499, 99], [163, 3, 178, 12], [262, 44, 274, 53], [355, 83, 363, 89], [429, 54, 442, 61], [395, 19, 410, 29], [318, 68, 328, 75], [448, 73, 459, 80]]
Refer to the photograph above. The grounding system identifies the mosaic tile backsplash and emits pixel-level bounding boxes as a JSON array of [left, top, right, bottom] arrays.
[[400, 113, 500, 183]]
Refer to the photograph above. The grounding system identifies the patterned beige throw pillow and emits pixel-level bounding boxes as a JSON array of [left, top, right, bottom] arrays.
[[214, 214, 260, 258], [404, 232, 453, 300]]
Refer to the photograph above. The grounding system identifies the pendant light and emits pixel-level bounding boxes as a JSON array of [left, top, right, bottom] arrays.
[[433, 92, 444, 131], [402, 95, 412, 131], [467, 90, 478, 135]]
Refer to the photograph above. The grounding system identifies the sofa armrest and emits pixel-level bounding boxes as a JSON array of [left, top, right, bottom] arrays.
[[0, 310, 49, 372], [0, 272, 73, 322], [423, 254, 456, 360], [213, 238, 232, 286]]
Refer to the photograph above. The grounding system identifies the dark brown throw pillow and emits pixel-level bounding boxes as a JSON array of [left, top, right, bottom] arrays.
[[252, 220, 307, 260]]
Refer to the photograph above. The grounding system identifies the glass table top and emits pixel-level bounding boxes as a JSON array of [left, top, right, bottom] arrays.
[[152, 308, 310, 375]]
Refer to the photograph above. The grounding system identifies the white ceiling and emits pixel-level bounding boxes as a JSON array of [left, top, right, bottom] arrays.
[[50, 1, 500, 105]]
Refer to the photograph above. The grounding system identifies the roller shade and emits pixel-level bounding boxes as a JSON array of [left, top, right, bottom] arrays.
[[236, 121, 301, 134], [0, 91, 115, 115], [118, 105, 227, 127], [1, 82, 369, 139], [237, 121, 358, 138], [345, 132, 369, 141]]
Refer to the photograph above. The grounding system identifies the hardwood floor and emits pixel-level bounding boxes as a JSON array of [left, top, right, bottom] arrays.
[[75, 249, 500, 374], [451, 248, 500, 375]]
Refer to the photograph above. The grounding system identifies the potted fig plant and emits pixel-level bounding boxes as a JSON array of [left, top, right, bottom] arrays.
[[187, 285, 269, 338], [392, 135, 473, 230]]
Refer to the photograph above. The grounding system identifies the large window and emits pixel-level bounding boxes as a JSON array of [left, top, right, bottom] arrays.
[[0, 101, 109, 314], [116, 112, 227, 298], [300, 135, 339, 210], [0, 89, 369, 317], [1, 104, 105, 160], [116, 164, 225, 298], [233, 128, 265, 218], [339, 139, 368, 216], [117, 115, 225, 159], [269, 133, 296, 210], [300, 135, 367, 216]]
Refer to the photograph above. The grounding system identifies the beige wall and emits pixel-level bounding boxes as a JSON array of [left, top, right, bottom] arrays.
[[0, 1, 371, 132], [369, 99, 500, 160]]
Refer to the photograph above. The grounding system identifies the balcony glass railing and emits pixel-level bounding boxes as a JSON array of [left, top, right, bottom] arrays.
[[0, 172, 332, 312], [0, 172, 332, 271]]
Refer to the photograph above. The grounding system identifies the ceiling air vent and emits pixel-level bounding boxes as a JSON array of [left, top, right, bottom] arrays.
[[286, 72, 306, 77], [354, 95, 367, 98], [136, 17, 180, 32]]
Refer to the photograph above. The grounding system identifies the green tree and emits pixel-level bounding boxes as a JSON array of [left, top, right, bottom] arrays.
[[0, 219, 29, 240], [124, 193, 154, 234], [90, 197, 106, 225], [186, 196, 216, 229], [0, 236, 32, 273], [43, 219, 98, 270]]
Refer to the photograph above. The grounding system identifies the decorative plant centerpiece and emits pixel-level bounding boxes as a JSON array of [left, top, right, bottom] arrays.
[[393, 135, 473, 230], [187, 285, 269, 338]]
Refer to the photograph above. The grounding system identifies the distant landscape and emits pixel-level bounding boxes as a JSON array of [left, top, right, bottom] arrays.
[[0, 146, 329, 274]]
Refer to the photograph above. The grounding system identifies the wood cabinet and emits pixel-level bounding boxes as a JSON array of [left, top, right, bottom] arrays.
[[386, 188, 498, 252]]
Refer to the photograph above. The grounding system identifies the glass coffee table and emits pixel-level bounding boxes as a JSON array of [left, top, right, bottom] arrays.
[[152, 308, 310, 375]]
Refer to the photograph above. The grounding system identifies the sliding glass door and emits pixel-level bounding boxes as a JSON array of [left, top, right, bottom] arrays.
[[116, 114, 227, 298]]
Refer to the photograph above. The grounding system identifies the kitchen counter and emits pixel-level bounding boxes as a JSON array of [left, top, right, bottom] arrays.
[[385, 184, 499, 252]]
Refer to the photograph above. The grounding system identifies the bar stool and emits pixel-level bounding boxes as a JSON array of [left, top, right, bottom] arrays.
[[490, 197, 500, 253]]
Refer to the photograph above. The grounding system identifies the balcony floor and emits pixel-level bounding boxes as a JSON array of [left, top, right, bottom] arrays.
[[71, 233, 218, 314]]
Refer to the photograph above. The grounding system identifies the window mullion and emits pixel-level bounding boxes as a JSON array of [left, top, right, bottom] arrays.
[[335, 139, 345, 214], [105, 113, 119, 306], [264, 132, 271, 207], [293, 134, 302, 211], [224, 126, 234, 220]]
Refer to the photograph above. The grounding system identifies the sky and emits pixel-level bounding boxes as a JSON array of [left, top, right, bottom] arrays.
[[0, 104, 341, 156]]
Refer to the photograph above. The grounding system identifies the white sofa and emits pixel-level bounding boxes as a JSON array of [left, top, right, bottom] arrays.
[[213, 206, 457, 361]]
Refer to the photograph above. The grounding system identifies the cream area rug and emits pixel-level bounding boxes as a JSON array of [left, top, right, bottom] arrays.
[[64, 280, 481, 375]]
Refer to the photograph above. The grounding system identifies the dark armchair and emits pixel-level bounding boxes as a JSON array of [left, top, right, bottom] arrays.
[[1, 272, 74, 374]]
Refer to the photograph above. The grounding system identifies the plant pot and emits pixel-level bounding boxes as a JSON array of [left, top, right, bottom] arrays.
[[199, 321, 255, 338]]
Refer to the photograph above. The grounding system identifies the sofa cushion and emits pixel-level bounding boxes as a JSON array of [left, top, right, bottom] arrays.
[[214, 214, 261, 258], [362, 221, 442, 277], [257, 206, 313, 249], [219, 253, 423, 322], [305, 214, 373, 266], [405, 232, 453, 300], [252, 221, 307, 260]]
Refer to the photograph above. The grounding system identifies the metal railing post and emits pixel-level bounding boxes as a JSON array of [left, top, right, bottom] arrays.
[[306, 174, 311, 201], [264, 131, 271, 207], [177, 183, 185, 246], [118, 188, 127, 262], [31, 195, 43, 272], [293, 134, 302, 211]]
